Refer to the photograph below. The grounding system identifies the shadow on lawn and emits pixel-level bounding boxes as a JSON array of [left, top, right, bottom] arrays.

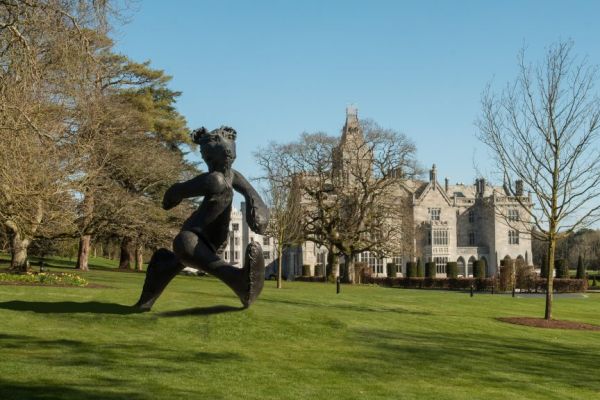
[[0, 379, 147, 400], [336, 327, 600, 393], [0, 332, 247, 379], [0, 300, 140, 314], [159, 304, 244, 317], [260, 297, 431, 316]]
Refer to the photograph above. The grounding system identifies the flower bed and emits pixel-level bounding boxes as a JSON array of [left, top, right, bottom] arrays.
[[0, 272, 88, 287]]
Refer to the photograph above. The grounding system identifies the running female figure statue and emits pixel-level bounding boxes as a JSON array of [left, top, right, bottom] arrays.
[[135, 126, 269, 310]]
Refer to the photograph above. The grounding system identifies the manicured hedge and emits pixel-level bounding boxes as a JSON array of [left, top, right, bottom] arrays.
[[473, 260, 485, 278], [406, 261, 417, 278], [425, 262, 436, 278], [539, 278, 587, 293], [386, 263, 396, 278], [362, 276, 587, 293], [295, 276, 327, 283], [446, 262, 458, 278], [416, 259, 424, 277], [314, 264, 324, 277], [555, 259, 569, 279], [576, 256, 586, 279], [302, 264, 311, 277], [540, 255, 549, 278], [363, 276, 494, 291]]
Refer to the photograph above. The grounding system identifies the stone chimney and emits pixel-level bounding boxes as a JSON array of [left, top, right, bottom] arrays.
[[475, 178, 486, 198], [515, 180, 524, 196], [445, 177, 449, 193], [429, 164, 437, 183]]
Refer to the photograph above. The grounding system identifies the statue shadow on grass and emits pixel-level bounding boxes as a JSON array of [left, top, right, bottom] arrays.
[[0, 300, 244, 316], [158, 305, 244, 317], [0, 300, 141, 315]]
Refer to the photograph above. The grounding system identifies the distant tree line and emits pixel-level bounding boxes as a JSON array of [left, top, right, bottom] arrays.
[[532, 228, 600, 272]]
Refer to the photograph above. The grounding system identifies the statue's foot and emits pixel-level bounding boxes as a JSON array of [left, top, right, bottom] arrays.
[[134, 248, 183, 311], [239, 241, 265, 308]]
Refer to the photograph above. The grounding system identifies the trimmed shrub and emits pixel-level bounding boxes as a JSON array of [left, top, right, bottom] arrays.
[[314, 264, 324, 277], [498, 260, 513, 291], [295, 276, 327, 283], [555, 259, 569, 279], [516, 263, 535, 290], [416, 258, 424, 277], [364, 276, 496, 291], [425, 262, 436, 278], [473, 260, 486, 278], [446, 262, 458, 278], [302, 264, 311, 277], [406, 261, 417, 278], [540, 254, 549, 278], [576, 255, 586, 279], [533, 278, 588, 293], [386, 263, 396, 278]]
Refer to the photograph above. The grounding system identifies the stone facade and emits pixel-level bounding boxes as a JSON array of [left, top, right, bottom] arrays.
[[406, 167, 533, 277], [284, 108, 533, 279]]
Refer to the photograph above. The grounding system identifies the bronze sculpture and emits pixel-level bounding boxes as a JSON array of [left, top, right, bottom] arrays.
[[135, 126, 269, 310]]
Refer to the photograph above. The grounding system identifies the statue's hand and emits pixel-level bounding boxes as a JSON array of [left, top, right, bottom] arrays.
[[247, 203, 269, 234], [163, 184, 182, 210]]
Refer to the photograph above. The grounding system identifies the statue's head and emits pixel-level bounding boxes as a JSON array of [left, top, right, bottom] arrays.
[[192, 126, 237, 171]]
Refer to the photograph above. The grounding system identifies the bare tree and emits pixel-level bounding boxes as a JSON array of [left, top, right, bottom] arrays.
[[477, 41, 600, 320], [262, 114, 419, 283], [255, 145, 304, 288]]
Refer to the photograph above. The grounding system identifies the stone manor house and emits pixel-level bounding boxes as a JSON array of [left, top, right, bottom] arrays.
[[222, 108, 532, 279]]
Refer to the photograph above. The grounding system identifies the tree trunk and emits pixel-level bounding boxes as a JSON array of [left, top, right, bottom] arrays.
[[277, 245, 283, 289], [76, 235, 91, 271], [119, 237, 133, 270], [545, 234, 556, 320], [135, 242, 144, 271], [345, 255, 355, 284], [327, 251, 340, 278], [77, 192, 94, 271], [10, 233, 29, 272]]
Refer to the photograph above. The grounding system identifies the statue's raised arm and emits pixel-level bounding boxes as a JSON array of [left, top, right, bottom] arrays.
[[233, 169, 269, 234]]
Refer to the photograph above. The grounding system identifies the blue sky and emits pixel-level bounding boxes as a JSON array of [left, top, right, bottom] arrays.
[[113, 0, 600, 186]]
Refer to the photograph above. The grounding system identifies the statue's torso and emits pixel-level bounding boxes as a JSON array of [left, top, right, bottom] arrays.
[[182, 171, 233, 251]]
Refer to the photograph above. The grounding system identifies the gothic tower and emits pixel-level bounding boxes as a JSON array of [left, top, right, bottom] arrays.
[[332, 106, 370, 184]]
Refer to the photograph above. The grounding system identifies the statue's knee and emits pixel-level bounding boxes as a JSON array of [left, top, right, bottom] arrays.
[[173, 231, 197, 262]]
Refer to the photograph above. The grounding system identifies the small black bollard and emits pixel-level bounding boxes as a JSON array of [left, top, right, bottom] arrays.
[[470, 284, 474, 297], [491, 285, 494, 295], [336, 276, 341, 294]]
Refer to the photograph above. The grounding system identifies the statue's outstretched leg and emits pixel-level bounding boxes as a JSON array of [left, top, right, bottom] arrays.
[[134, 248, 184, 311], [173, 230, 265, 308]]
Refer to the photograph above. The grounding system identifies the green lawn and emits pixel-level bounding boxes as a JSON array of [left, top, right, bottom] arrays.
[[0, 260, 598, 399]]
